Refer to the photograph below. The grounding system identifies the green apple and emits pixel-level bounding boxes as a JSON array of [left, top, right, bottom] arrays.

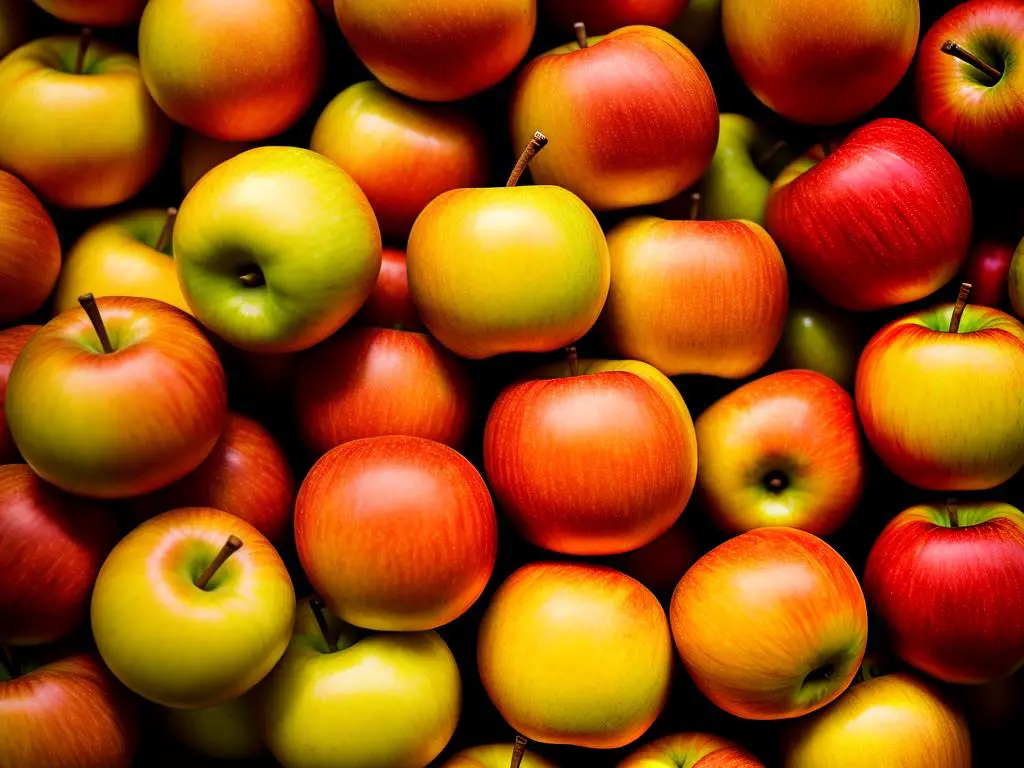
[[775, 300, 862, 389], [1010, 237, 1023, 319], [163, 696, 263, 759]]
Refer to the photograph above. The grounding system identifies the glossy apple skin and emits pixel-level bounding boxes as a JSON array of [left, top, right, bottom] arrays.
[[442, 743, 559, 768], [0, 325, 38, 463], [6, 297, 228, 499], [784, 673, 971, 768], [619, 732, 763, 768], [671, 527, 868, 720], [53, 208, 190, 315], [163, 696, 263, 759], [312, 81, 489, 243], [856, 303, 1024, 490], [695, 113, 775, 225], [696, 370, 863, 535], [542, 0, 688, 35], [140, 0, 323, 141], [31, 0, 145, 25], [334, 0, 535, 102], [295, 436, 496, 631], [1011, 236, 1024, 317], [963, 240, 1015, 308], [767, 119, 972, 311], [0, 37, 170, 209], [484, 368, 696, 555], [0, 0, 27, 59], [512, 26, 718, 211], [407, 186, 609, 359], [175, 147, 382, 354], [0, 171, 60, 324], [354, 248, 423, 330], [0, 464, 117, 645], [91, 507, 295, 708], [776, 302, 861, 390], [0, 654, 137, 768], [295, 327, 474, 455], [129, 412, 295, 542], [602, 217, 788, 377], [723, 0, 919, 125], [179, 130, 252, 193], [257, 598, 461, 768], [865, 502, 1024, 684]]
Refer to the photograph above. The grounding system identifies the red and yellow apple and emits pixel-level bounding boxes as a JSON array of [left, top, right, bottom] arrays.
[[353, 248, 423, 330], [619, 733, 764, 767], [0, 171, 60, 324], [963, 239, 1015, 308], [443, 743, 559, 768], [0, 325, 39, 463], [542, 0, 689, 35], [179, 130, 253, 193], [31, 0, 145, 26]]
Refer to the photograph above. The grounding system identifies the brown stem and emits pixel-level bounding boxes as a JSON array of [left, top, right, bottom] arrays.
[[689, 191, 701, 221], [507, 132, 549, 187], [309, 597, 338, 653], [154, 208, 178, 254], [510, 735, 529, 768], [756, 139, 788, 171], [566, 346, 579, 377], [948, 282, 972, 333], [947, 498, 959, 529], [195, 535, 242, 590], [1, 644, 17, 680], [74, 28, 93, 75], [238, 271, 266, 288], [574, 22, 589, 49], [78, 293, 114, 354], [941, 40, 1003, 82]]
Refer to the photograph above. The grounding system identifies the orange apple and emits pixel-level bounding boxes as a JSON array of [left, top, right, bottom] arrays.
[[0, 171, 60, 325]]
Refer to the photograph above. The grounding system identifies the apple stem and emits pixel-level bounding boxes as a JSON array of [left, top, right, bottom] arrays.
[[689, 191, 701, 221], [574, 22, 589, 49], [78, 293, 114, 354], [507, 131, 549, 187], [566, 346, 579, 377], [1, 643, 17, 679], [948, 282, 972, 334], [756, 139, 788, 172], [154, 207, 178, 254], [195, 535, 243, 590], [510, 734, 529, 768], [74, 28, 93, 75], [948, 498, 959, 529], [309, 597, 339, 653], [941, 40, 1002, 83], [238, 271, 266, 288]]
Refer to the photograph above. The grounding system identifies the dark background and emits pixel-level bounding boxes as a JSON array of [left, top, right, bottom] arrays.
[[10, 0, 1024, 766]]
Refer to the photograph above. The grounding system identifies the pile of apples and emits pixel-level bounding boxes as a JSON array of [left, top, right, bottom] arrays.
[[2, 0, 1024, 766]]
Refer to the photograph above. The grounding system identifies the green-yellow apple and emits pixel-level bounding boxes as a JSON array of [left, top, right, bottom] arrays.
[[541, 1, 689, 35], [174, 146, 382, 353], [256, 597, 461, 768], [353, 247, 423, 331], [478, 563, 673, 749], [163, 695, 263, 759], [0, 0, 27, 65], [774, 301, 862, 390], [0, 33, 170, 208], [442, 743, 558, 767], [91, 507, 295, 708], [619, 733, 764, 767], [669, 0, 721, 53], [407, 134, 609, 359], [179, 130, 252, 193], [1011, 236, 1024, 317], [6, 296, 228, 499], [140, 0, 323, 141], [31, 0, 145, 25], [0, 170, 60, 325], [0, 325, 39, 463]]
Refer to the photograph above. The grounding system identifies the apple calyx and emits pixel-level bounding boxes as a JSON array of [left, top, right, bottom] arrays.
[[74, 28, 94, 75], [941, 40, 1003, 84], [309, 597, 339, 653], [507, 131, 549, 187], [238, 268, 266, 288], [574, 22, 589, 49], [948, 282, 972, 334], [78, 293, 114, 354], [947, 498, 960, 529], [510, 734, 529, 768], [154, 207, 178, 254], [194, 535, 243, 590], [763, 470, 789, 494], [566, 345, 580, 377]]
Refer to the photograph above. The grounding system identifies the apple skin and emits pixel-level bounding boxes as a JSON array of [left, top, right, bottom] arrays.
[[295, 327, 474, 456], [775, 302, 862, 390], [784, 673, 971, 768], [766, 119, 972, 311], [163, 695, 263, 759], [0, 171, 61, 325], [693, 113, 776, 225], [917, 0, 1024, 178], [0, 325, 39, 463], [0, 464, 118, 645], [353, 248, 423, 331], [53, 208, 190, 316], [91, 507, 295, 708], [442, 743, 559, 768], [671, 527, 868, 720], [256, 597, 461, 768], [0, 653, 138, 768], [865, 501, 1024, 684], [140, 0, 323, 141], [856, 302, 1024, 490], [174, 146, 382, 354], [1011, 236, 1024, 317], [695, 370, 863, 535], [407, 185, 609, 360], [334, 0, 535, 102], [618, 733, 763, 767], [179, 130, 253, 193], [602, 216, 788, 377], [542, 0, 688, 35], [511, 26, 718, 211], [311, 81, 489, 243], [723, 0, 919, 125], [0, 36, 171, 209], [0, 0, 27, 59], [31, 0, 145, 25], [963, 239, 1015, 308]]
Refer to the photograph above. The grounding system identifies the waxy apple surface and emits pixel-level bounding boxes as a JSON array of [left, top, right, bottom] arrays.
[[353, 248, 422, 331], [963, 239, 1015, 308], [0, 171, 60, 325], [775, 302, 861, 389]]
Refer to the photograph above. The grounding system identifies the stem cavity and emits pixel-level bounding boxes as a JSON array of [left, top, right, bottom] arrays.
[[78, 293, 114, 354], [947, 498, 960, 529], [195, 535, 243, 590], [507, 132, 549, 188], [941, 40, 1003, 83]]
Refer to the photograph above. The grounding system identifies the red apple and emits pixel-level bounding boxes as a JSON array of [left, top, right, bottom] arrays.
[[295, 436, 497, 631], [620, 733, 764, 767], [865, 500, 1024, 684], [294, 327, 474, 456], [542, 0, 689, 35], [962, 239, 1015, 307], [353, 247, 423, 331], [766, 119, 972, 311], [0, 325, 39, 464], [0, 171, 61, 325]]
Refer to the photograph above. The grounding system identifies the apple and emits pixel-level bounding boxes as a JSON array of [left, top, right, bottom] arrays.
[[353, 248, 423, 331], [479, 563, 672, 749], [541, 1, 688, 35], [442, 743, 559, 768], [723, 0, 919, 125], [0, 0, 27, 59], [619, 733, 763, 767], [917, 0, 1024, 178], [0, 653, 137, 768], [256, 597, 461, 768], [31, 0, 144, 25], [311, 81, 489, 243], [0, 325, 39, 463], [865, 500, 1024, 684], [774, 301, 862, 390], [1011, 236, 1024, 317], [963, 239, 1015, 308], [139, 0, 323, 141], [784, 673, 971, 768], [128, 412, 295, 542], [53, 207, 190, 316], [601, 215, 788, 377], [91, 507, 295, 708], [0, 32, 170, 209], [179, 130, 253, 193], [163, 695, 263, 759], [407, 133, 610, 359], [511, 25, 718, 211], [0, 170, 61, 324], [766, 119, 972, 311], [695, 370, 863, 535], [174, 146, 382, 353], [295, 327, 474, 455], [334, 0, 535, 102], [484, 358, 697, 555], [671, 527, 868, 719], [856, 286, 1024, 490], [295, 435, 496, 631], [669, 0, 721, 53]]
